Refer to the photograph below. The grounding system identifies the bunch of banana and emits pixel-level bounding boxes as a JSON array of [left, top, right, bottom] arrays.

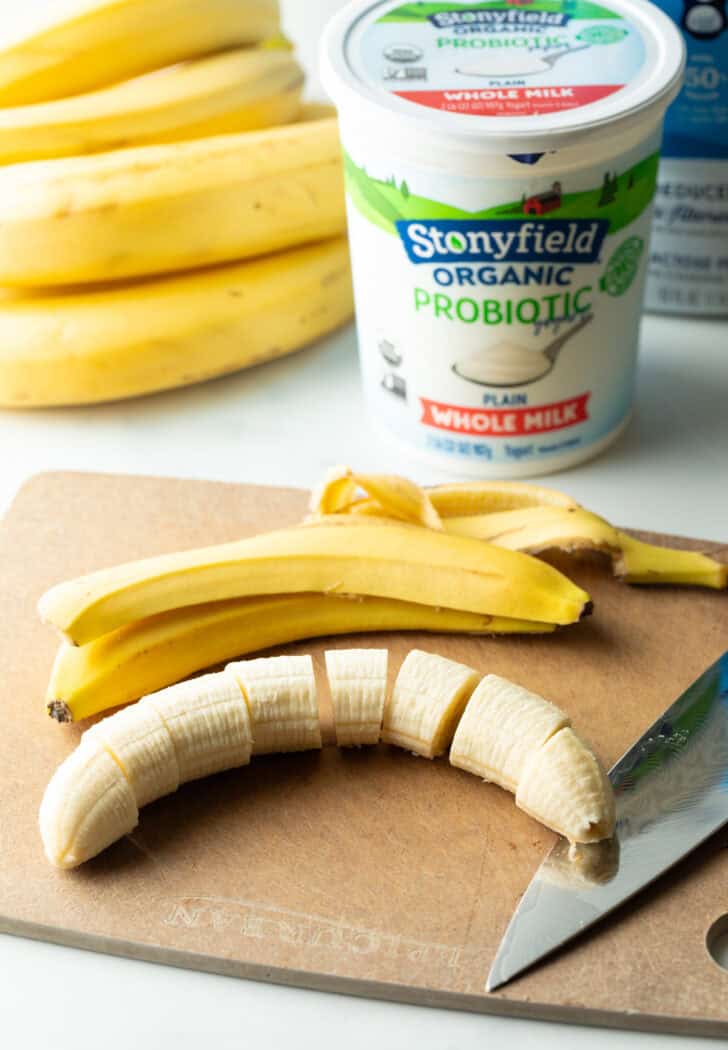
[[40, 648, 614, 869], [309, 467, 728, 591], [38, 519, 589, 722], [0, 0, 352, 406]]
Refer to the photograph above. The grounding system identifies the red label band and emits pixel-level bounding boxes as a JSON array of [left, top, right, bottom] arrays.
[[420, 395, 590, 437], [395, 85, 623, 117]]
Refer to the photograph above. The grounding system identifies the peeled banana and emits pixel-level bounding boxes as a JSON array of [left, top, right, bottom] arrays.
[[516, 728, 615, 844], [39, 648, 615, 867], [0, 46, 304, 165], [450, 674, 569, 792], [381, 649, 479, 758], [452, 678, 614, 843], [40, 669, 254, 868], [227, 655, 321, 755], [0, 118, 346, 287], [311, 469, 727, 591], [0, 236, 353, 408], [46, 595, 550, 724], [325, 649, 388, 748], [39, 520, 591, 647], [0, 0, 281, 106]]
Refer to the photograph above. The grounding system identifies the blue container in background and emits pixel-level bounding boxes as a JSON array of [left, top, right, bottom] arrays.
[[645, 0, 728, 315]]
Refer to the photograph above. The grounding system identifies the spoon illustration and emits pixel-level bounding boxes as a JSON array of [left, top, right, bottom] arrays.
[[453, 313, 593, 389], [456, 44, 591, 80]]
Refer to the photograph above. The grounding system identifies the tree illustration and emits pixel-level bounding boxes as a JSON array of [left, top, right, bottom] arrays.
[[401, 179, 410, 199], [598, 171, 617, 207]]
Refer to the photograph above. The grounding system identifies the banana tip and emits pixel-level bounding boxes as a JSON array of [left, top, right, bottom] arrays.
[[580, 600, 594, 620], [47, 700, 73, 724]]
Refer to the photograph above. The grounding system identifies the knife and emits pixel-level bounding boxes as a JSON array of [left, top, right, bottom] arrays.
[[487, 650, 728, 992]]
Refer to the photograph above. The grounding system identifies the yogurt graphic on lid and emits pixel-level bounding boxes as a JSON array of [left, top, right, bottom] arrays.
[[322, 0, 685, 477]]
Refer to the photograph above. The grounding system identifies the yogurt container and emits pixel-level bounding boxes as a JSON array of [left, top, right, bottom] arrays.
[[322, 0, 684, 477], [645, 1, 728, 316]]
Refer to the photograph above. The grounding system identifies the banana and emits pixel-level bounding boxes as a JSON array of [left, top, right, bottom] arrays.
[[309, 466, 442, 530], [297, 103, 337, 122], [46, 595, 551, 724], [0, 118, 346, 287], [450, 675, 570, 792], [143, 672, 252, 781], [0, 0, 281, 106], [85, 701, 179, 808], [451, 677, 614, 843], [39, 736, 139, 869], [381, 649, 480, 758], [39, 645, 614, 867], [325, 649, 388, 747], [0, 236, 353, 408], [38, 520, 591, 647], [309, 469, 727, 591], [0, 47, 304, 166], [515, 727, 615, 844], [227, 655, 320, 754], [39, 668, 255, 868]]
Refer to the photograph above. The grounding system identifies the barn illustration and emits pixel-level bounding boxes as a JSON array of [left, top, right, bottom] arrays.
[[522, 181, 562, 215]]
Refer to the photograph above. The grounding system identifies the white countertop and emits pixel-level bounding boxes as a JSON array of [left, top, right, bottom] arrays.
[[2, 2, 728, 1046]]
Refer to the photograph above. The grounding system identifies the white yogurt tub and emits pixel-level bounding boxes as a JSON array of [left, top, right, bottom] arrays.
[[322, 0, 684, 477]]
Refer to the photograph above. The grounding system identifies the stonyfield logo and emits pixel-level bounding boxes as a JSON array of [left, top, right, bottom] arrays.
[[428, 8, 571, 30], [395, 219, 609, 264]]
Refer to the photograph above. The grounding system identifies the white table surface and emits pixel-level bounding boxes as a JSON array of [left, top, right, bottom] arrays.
[[2, 2, 728, 1047]]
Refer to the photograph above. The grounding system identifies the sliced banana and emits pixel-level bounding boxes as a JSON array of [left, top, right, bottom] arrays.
[[143, 671, 252, 781], [450, 674, 569, 792], [382, 649, 479, 758], [39, 737, 139, 869], [325, 648, 388, 747], [86, 701, 179, 808], [227, 655, 321, 754], [516, 727, 615, 843]]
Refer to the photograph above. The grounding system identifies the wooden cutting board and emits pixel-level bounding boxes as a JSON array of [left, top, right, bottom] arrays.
[[1, 471, 727, 1036]]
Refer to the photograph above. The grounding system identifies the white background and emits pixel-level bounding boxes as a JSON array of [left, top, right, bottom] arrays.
[[2, 1, 728, 1047]]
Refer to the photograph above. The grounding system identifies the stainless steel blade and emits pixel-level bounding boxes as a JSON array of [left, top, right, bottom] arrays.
[[487, 650, 728, 992]]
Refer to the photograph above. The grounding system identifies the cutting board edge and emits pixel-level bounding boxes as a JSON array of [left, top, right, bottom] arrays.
[[1, 916, 726, 1039]]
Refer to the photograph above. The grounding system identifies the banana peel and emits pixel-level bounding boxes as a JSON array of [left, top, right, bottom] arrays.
[[47, 593, 554, 723], [310, 469, 726, 591]]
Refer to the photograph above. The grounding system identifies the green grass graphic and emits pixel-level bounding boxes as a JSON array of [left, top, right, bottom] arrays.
[[379, 1, 619, 23], [344, 151, 659, 236]]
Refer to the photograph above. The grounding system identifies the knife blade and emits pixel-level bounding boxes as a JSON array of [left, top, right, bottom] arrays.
[[487, 650, 728, 992]]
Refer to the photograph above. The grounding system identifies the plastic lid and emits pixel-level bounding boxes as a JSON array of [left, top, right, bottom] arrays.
[[321, 0, 685, 152]]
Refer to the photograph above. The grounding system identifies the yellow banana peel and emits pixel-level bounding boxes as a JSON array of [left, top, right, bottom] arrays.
[[47, 594, 554, 723]]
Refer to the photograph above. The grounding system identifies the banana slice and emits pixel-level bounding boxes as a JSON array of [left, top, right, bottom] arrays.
[[516, 727, 615, 844], [325, 648, 388, 747], [450, 675, 570, 792], [39, 737, 139, 869], [227, 655, 321, 755], [143, 671, 252, 781], [86, 701, 179, 809], [382, 649, 480, 758]]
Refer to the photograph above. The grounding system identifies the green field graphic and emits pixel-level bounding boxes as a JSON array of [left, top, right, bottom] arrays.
[[379, 1, 620, 23], [344, 151, 659, 237]]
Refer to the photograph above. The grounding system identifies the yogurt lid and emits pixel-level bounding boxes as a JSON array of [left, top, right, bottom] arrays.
[[321, 0, 685, 152]]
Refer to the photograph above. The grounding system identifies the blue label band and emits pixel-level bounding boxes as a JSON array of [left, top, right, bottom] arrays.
[[396, 218, 610, 264]]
